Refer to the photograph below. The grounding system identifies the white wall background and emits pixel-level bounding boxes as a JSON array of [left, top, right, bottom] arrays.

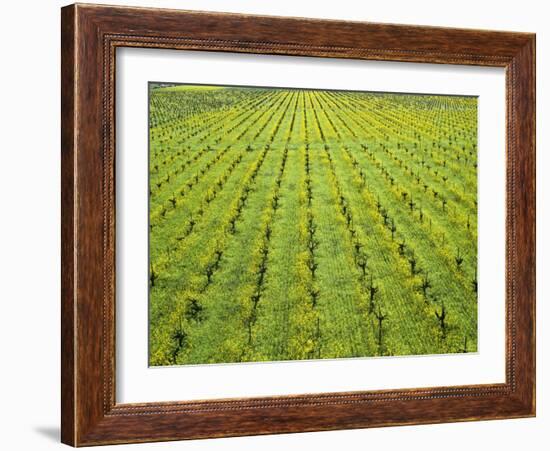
[[0, 0, 545, 449]]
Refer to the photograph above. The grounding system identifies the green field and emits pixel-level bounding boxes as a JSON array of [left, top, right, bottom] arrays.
[[148, 84, 478, 366]]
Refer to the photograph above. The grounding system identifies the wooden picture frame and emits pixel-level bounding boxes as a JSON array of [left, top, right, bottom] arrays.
[[61, 3, 535, 446]]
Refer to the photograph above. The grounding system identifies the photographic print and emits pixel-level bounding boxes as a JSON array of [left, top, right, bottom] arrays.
[[148, 83, 478, 366]]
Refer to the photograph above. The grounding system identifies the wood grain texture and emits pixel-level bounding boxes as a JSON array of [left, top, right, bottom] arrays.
[[61, 3, 536, 446], [61, 5, 76, 446]]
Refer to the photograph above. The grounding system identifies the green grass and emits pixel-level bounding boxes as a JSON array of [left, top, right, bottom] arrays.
[[148, 84, 478, 366], [155, 84, 229, 92]]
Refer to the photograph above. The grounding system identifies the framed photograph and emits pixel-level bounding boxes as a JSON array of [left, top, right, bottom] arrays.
[[61, 3, 536, 446]]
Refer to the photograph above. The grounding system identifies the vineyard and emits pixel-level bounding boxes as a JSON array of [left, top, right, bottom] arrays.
[[148, 84, 478, 366]]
